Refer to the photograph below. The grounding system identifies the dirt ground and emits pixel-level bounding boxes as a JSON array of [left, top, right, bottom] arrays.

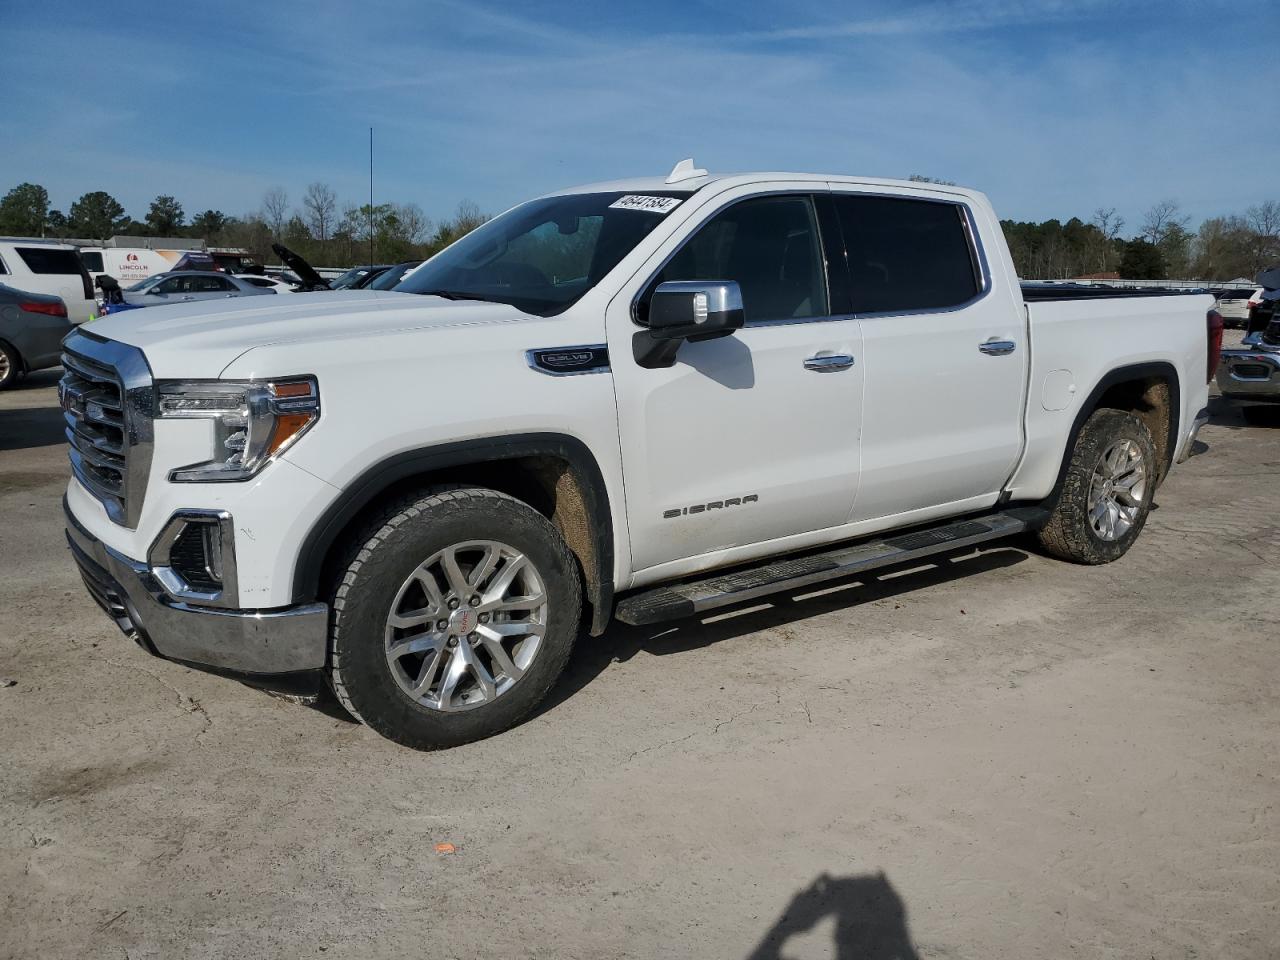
[[2, 356, 1278, 960]]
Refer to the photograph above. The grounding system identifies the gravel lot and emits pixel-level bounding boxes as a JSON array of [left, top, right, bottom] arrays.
[[2, 357, 1278, 960]]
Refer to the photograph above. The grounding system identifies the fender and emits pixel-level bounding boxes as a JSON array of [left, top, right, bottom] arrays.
[[291, 433, 615, 634], [1046, 360, 1182, 501]]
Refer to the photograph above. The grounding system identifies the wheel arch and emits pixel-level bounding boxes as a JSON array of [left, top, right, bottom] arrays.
[[294, 433, 615, 635], [1052, 361, 1181, 498]]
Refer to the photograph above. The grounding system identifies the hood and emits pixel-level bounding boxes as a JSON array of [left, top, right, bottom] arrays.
[[271, 243, 330, 290], [86, 290, 529, 378]]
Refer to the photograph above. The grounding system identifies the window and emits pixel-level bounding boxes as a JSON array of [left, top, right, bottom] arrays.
[[647, 196, 828, 324], [16, 246, 84, 275], [154, 276, 185, 294], [189, 275, 233, 292], [833, 196, 980, 313], [0, 255, 7, 275], [243, 277, 275, 288], [80, 251, 104, 273]]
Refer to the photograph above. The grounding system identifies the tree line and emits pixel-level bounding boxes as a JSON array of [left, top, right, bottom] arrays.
[[2, 178, 1278, 280], [1001, 200, 1280, 282], [0, 181, 490, 268]]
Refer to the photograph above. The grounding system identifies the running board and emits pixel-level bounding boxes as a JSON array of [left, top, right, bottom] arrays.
[[614, 507, 1047, 626]]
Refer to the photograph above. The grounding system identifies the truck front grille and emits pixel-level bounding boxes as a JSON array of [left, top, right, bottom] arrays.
[[59, 330, 155, 528]]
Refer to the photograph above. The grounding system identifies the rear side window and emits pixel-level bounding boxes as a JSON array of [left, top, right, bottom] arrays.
[[80, 251, 104, 272], [16, 246, 85, 275], [834, 196, 979, 313]]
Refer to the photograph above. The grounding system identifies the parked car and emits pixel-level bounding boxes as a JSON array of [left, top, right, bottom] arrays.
[[0, 283, 73, 389], [0, 238, 95, 324], [369, 260, 424, 290], [235, 274, 298, 294], [1217, 267, 1280, 421], [116, 271, 276, 309], [1216, 287, 1262, 328], [330, 264, 392, 289], [61, 161, 1217, 750]]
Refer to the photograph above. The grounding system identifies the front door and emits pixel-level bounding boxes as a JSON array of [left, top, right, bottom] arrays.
[[607, 189, 864, 576]]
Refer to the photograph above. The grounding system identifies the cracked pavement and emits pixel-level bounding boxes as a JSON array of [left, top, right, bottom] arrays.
[[2, 359, 1279, 959]]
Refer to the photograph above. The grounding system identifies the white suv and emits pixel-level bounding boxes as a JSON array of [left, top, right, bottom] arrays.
[[0, 238, 95, 323]]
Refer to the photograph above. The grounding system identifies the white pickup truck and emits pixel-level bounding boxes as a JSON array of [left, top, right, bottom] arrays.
[[61, 162, 1221, 749]]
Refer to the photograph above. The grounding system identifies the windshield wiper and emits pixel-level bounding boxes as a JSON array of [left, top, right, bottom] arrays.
[[413, 289, 507, 303]]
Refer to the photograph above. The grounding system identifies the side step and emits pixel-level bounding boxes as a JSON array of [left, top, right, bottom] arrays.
[[614, 507, 1047, 626]]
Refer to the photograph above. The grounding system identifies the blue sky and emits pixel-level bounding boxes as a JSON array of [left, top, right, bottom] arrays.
[[1, 0, 1276, 235]]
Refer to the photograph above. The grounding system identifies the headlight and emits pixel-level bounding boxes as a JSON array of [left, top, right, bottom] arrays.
[[157, 377, 320, 482]]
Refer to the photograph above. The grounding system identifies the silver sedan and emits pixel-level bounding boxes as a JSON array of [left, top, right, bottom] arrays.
[[120, 271, 277, 308]]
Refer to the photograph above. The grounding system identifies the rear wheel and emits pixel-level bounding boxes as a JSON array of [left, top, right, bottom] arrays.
[[0, 342, 20, 390], [328, 487, 582, 750], [1037, 408, 1157, 564]]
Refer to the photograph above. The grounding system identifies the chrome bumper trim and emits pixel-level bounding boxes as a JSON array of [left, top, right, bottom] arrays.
[[65, 498, 328, 675], [1216, 348, 1280, 400]]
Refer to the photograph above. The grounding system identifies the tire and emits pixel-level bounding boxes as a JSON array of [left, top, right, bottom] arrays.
[[1037, 408, 1157, 565], [328, 486, 582, 750], [0, 342, 20, 390]]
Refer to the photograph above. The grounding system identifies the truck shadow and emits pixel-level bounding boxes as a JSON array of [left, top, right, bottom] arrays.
[[540, 545, 1028, 717], [745, 870, 919, 960], [0, 370, 67, 452]]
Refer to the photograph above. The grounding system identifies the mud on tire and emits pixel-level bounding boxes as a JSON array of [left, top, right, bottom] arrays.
[[1036, 408, 1158, 565], [327, 486, 582, 750]]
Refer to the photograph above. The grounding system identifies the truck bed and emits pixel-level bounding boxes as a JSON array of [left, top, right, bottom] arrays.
[[1020, 282, 1204, 302]]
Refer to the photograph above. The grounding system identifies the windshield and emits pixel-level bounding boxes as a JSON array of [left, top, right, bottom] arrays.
[[330, 268, 371, 289], [126, 274, 165, 292], [397, 191, 688, 316], [371, 262, 422, 290]]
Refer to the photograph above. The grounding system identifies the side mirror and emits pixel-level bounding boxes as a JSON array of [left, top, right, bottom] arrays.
[[634, 280, 744, 368]]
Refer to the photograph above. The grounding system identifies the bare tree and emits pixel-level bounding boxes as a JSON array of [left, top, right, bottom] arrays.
[[261, 187, 290, 239], [452, 199, 488, 235], [1245, 200, 1280, 274], [303, 182, 337, 244], [1089, 207, 1125, 272], [394, 203, 431, 245], [1140, 200, 1189, 247]]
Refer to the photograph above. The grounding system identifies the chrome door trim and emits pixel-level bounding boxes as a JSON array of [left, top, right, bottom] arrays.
[[803, 353, 855, 372], [978, 339, 1017, 356]]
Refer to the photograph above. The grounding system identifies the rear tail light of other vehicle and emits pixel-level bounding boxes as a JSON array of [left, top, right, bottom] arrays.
[[1206, 309, 1224, 384], [21, 300, 67, 318]]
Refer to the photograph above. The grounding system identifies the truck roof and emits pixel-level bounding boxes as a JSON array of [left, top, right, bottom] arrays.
[[548, 165, 985, 205]]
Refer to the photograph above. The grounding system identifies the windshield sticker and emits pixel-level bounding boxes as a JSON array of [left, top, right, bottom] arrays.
[[609, 195, 682, 214]]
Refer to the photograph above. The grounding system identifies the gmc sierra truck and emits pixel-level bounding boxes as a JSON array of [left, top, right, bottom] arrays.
[[61, 161, 1220, 749]]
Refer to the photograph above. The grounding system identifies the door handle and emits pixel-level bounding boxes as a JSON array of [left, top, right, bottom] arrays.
[[979, 339, 1016, 356], [804, 353, 855, 372]]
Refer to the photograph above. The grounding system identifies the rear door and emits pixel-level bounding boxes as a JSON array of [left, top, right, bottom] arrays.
[[828, 189, 1026, 522]]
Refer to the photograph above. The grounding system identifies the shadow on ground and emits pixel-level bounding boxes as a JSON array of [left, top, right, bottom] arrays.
[[745, 871, 919, 960], [539, 545, 1028, 717], [0, 370, 66, 452]]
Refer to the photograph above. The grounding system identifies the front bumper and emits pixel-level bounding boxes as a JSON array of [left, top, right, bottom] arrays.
[[65, 498, 329, 675], [1216, 348, 1280, 404]]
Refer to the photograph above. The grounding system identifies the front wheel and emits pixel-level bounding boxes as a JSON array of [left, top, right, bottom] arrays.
[[328, 487, 582, 750], [1037, 408, 1157, 564]]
